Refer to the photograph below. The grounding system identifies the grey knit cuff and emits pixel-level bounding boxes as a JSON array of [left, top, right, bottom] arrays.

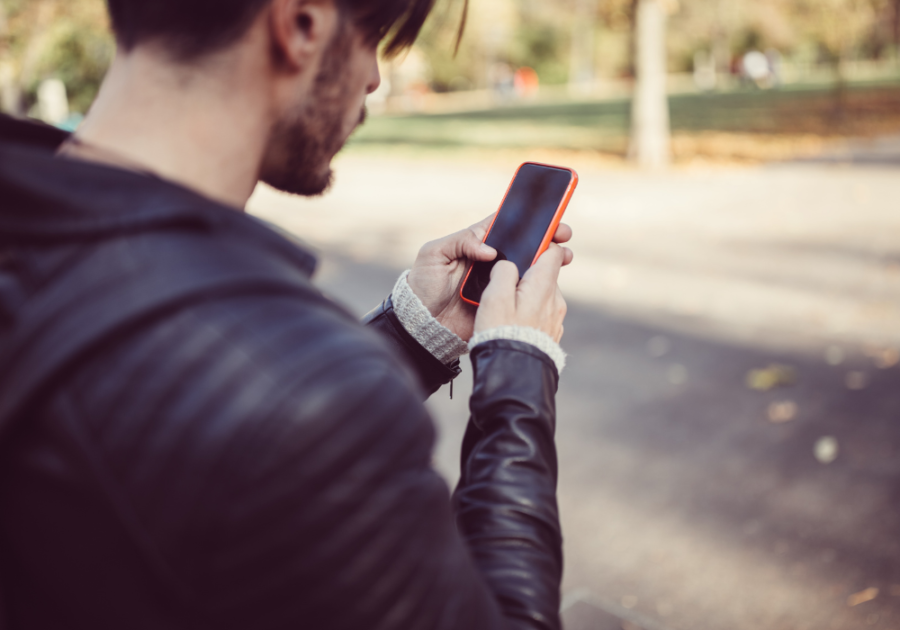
[[469, 326, 566, 374], [392, 270, 470, 365]]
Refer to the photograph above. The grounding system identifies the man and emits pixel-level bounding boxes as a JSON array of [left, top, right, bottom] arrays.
[[0, 0, 573, 628]]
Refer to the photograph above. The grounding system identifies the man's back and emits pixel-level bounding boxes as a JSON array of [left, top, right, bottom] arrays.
[[0, 117, 563, 629]]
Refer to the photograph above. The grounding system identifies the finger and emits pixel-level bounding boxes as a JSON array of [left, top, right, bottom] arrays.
[[552, 223, 573, 244], [523, 243, 565, 288], [556, 286, 567, 318], [480, 260, 518, 306], [561, 246, 574, 267]]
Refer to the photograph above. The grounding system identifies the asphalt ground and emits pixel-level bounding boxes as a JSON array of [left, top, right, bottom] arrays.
[[248, 135, 900, 630]]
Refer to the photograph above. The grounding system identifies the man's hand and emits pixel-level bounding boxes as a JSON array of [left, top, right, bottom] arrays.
[[407, 214, 573, 342], [474, 244, 568, 342]]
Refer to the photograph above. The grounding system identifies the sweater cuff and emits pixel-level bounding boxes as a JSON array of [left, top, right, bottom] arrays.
[[391, 270, 470, 365], [468, 326, 566, 374]]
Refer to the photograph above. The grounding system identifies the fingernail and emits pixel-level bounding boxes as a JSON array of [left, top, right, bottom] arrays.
[[480, 244, 497, 256]]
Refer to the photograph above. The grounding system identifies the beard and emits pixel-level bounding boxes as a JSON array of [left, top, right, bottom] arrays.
[[260, 21, 362, 196]]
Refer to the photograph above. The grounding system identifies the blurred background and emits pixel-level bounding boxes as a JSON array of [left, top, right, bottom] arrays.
[[3, 0, 900, 629]]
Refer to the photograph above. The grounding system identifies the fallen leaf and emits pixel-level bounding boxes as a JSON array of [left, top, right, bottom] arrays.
[[746, 364, 796, 391], [848, 587, 879, 607], [768, 400, 797, 423], [871, 348, 899, 369], [814, 436, 839, 464]]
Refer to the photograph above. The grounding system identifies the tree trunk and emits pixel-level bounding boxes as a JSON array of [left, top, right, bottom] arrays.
[[0, 1, 57, 116], [628, 0, 670, 168], [0, 0, 21, 115], [713, 0, 735, 86], [894, 0, 900, 54], [0, 62, 22, 115], [831, 51, 849, 124], [568, 0, 596, 95]]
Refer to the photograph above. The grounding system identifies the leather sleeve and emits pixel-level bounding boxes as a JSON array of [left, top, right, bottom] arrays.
[[0, 295, 562, 630], [362, 295, 461, 397], [455, 339, 563, 630]]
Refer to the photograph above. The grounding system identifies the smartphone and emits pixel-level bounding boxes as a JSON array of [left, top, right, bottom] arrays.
[[460, 162, 578, 306]]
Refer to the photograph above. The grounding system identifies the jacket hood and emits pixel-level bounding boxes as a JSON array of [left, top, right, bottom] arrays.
[[0, 114, 315, 275], [0, 115, 323, 436]]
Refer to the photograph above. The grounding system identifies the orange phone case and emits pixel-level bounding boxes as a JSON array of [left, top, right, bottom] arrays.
[[459, 161, 579, 306]]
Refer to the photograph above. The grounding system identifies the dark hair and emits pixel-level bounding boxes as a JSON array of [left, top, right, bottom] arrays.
[[106, 0, 466, 60]]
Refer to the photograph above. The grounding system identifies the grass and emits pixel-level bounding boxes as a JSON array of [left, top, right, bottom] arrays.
[[348, 78, 900, 164]]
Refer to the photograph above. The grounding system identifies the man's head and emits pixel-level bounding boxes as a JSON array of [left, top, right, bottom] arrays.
[[103, 0, 455, 195]]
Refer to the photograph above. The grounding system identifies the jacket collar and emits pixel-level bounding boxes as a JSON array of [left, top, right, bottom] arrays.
[[0, 114, 317, 276]]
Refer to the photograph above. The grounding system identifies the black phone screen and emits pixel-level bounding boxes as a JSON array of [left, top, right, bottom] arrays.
[[462, 163, 573, 303]]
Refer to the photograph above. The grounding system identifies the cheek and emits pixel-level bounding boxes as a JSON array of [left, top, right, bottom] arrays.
[[341, 69, 369, 127], [340, 102, 362, 137]]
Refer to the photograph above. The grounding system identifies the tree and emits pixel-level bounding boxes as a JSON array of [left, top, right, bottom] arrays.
[[0, 0, 112, 117], [628, 0, 670, 168], [894, 0, 900, 51], [793, 0, 888, 115], [568, 0, 598, 93]]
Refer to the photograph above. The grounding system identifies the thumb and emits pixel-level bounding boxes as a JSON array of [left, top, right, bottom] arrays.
[[453, 228, 497, 262]]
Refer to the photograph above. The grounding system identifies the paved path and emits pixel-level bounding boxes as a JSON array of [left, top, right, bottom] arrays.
[[249, 141, 900, 630]]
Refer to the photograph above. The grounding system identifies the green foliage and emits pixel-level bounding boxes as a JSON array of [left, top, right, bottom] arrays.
[[414, 0, 572, 91], [350, 80, 900, 154], [3, 0, 897, 115], [29, 19, 113, 113], [509, 23, 568, 84], [412, 0, 482, 92], [1, 0, 113, 115]]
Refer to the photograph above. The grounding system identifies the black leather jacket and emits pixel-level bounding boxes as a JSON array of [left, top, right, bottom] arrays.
[[0, 115, 563, 630]]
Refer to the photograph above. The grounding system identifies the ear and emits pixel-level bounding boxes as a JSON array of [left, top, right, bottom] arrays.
[[268, 0, 339, 72]]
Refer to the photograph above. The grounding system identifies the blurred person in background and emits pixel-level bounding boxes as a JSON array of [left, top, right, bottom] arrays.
[[0, 0, 574, 628]]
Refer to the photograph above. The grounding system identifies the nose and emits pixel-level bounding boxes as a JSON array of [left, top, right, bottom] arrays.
[[366, 58, 381, 95]]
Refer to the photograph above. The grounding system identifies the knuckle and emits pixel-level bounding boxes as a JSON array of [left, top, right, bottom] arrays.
[[420, 238, 440, 254]]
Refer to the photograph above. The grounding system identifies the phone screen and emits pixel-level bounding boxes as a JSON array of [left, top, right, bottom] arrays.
[[462, 163, 573, 304]]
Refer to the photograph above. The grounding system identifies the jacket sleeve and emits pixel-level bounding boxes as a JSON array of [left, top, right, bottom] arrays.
[[454, 339, 563, 630], [362, 295, 461, 397]]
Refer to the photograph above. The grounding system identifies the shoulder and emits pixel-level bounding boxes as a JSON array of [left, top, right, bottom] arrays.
[[75, 290, 423, 433]]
